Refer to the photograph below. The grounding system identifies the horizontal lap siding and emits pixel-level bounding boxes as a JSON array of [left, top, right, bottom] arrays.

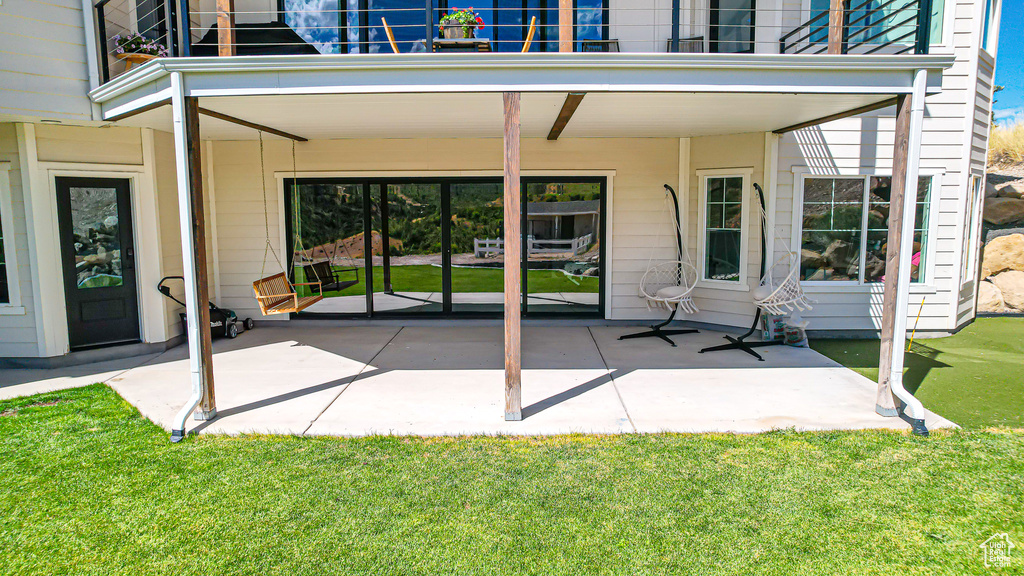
[[778, 0, 987, 334], [153, 130, 186, 340], [0, 0, 93, 120], [209, 138, 681, 322], [0, 123, 39, 357]]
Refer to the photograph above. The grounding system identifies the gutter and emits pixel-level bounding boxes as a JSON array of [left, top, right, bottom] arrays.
[[88, 52, 957, 105]]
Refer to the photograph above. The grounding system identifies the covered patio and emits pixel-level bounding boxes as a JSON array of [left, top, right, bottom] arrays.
[[0, 323, 954, 435]]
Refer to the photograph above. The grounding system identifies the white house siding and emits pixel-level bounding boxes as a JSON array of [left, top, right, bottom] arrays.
[[152, 129, 187, 340], [775, 0, 992, 334], [0, 123, 39, 357], [0, 0, 94, 120], [954, 46, 996, 327], [207, 137, 685, 322]]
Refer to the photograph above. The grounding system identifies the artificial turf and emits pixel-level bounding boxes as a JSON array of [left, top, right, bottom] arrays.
[[0, 384, 1021, 575], [811, 317, 1024, 429]]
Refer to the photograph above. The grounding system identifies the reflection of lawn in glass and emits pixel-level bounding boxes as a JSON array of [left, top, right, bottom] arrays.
[[295, 265, 598, 298]]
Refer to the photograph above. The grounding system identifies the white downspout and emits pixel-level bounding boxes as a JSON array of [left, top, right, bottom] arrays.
[[888, 68, 929, 432], [169, 71, 205, 442]]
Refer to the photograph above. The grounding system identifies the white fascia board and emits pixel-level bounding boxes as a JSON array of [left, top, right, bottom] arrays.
[[90, 53, 954, 109]]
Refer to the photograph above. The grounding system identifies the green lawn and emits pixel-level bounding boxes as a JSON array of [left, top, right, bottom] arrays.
[[297, 264, 599, 299], [811, 317, 1024, 429], [0, 385, 1021, 575]]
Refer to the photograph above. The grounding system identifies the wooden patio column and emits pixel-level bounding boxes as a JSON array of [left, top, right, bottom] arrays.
[[876, 70, 929, 433], [216, 0, 236, 56], [559, 0, 573, 52], [503, 92, 522, 421], [170, 72, 217, 434], [827, 0, 845, 54]]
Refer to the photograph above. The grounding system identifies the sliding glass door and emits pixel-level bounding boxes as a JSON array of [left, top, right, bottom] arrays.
[[286, 176, 604, 317]]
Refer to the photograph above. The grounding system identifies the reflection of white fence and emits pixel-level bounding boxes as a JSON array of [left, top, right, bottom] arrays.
[[474, 234, 593, 258]]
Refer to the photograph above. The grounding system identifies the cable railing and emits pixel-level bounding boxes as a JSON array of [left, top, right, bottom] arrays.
[[779, 0, 933, 55], [93, 2, 938, 83]]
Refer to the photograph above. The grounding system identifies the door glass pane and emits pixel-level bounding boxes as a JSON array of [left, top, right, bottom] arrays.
[[450, 182, 505, 313], [284, 0, 343, 53], [711, 0, 754, 53], [368, 0, 429, 53], [69, 187, 123, 289], [703, 177, 743, 282], [290, 182, 367, 314], [524, 181, 601, 314], [374, 183, 443, 313]]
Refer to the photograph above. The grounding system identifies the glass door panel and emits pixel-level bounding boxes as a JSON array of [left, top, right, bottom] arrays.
[[374, 182, 444, 314], [524, 180, 601, 315], [450, 182, 505, 313], [710, 0, 755, 53], [289, 181, 367, 314]]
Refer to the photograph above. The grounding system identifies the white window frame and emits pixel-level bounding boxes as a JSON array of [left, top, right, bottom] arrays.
[[792, 168, 941, 290], [696, 167, 753, 291], [0, 162, 24, 314]]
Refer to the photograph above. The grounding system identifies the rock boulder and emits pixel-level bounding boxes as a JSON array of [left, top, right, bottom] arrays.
[[992, 270, 1024, 311], [983, 197, 1024, 225], [981, 233, 1024, 279], [998, 181, 1024, 199], [977, 280, 1005, 313]]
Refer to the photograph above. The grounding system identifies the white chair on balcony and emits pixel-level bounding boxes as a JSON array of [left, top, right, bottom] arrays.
[[618, 184, 699, 347]]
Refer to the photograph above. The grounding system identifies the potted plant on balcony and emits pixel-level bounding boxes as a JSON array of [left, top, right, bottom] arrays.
[[439, 8, 485, 39], [112, 32, 168, 71]]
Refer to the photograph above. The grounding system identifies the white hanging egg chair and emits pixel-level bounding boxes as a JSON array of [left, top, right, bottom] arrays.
[[619, 185, 700, 346]]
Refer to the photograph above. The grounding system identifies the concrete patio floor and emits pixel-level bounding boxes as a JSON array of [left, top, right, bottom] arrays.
[[0, 323, 955, 436]]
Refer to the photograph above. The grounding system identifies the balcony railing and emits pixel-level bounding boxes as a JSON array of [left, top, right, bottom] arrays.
[[93, 0, 937, 84]]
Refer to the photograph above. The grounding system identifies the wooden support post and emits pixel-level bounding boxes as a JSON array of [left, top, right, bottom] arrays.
[[876, 93, 910, 417], [877, 69, 929, 434], [184, 96, 216, 418], [169, 71, 216, 439], [503, 92, 522, 421], [827, 0, 845, 55], [559, 0, 572, 53], [216, 0, 236, 57]]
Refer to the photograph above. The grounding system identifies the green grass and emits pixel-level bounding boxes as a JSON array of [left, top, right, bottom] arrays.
[[298, 264, 599, 299], [0, 385, 1021, 575], [811, 317, 1024, 429]]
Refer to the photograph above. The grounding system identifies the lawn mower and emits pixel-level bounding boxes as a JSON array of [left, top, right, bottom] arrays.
[[157, 276, 254, 339]]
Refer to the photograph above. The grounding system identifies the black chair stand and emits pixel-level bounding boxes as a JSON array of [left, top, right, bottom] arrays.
[[699, 184, 785, 362]]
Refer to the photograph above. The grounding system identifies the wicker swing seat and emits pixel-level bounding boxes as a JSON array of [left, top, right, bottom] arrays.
[[253, 272, 323, 315]]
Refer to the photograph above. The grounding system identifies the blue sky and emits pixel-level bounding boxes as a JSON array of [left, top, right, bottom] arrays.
[[994, 0, 1022, 125]]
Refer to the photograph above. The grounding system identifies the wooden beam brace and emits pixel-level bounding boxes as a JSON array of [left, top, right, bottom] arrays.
[[547, 93, 586, 141], [503, 91, 522, 422], [104, 98, 172, 123], [559, 0, 572, 52], [827, 0, 845, 55], [198, 107, 308, 141], [216, 0, 236, 57], [772, 98, 898, 134]]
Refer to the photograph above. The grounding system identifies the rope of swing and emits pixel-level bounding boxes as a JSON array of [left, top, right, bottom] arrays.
[[258, 131, 284, 282]]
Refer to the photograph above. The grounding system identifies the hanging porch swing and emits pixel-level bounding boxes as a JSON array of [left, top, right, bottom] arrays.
[[251, 133, 324, 315]]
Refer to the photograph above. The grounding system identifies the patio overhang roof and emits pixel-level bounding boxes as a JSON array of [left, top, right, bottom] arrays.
[[90, 53, 954, 140]]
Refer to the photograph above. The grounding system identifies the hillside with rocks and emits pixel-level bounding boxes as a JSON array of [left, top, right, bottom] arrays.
[[978, 172, 1024, 313]]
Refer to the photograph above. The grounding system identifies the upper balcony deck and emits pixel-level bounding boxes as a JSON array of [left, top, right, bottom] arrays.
[[93, 0, 942, 85]]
